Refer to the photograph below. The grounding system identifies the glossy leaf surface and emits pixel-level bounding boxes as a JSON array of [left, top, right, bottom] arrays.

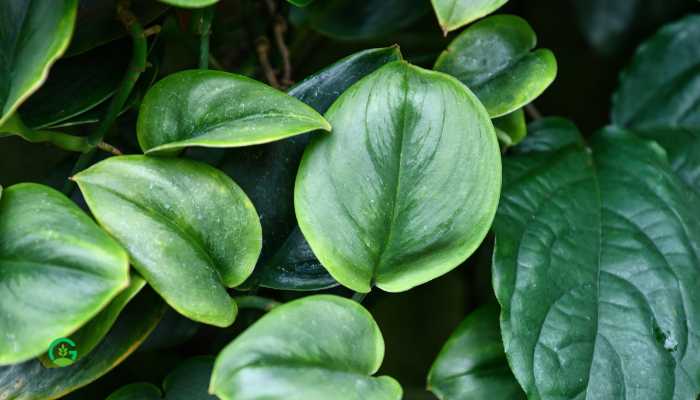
[[291, 0, 429, 40], [431, 0, 508, 33], [0, 0, 77, 126], [434, 15, 556, 117], [197, 47, 402, 291], [428, 303, 525, 400], [137, 70, 330, 154], [295, 61, 501, 293], [493, 119, 700, 399], [0, 287, 165, 400], [75, 156, 262, 327], [211, 295, 401, 400], [0, 183, 129, 365]]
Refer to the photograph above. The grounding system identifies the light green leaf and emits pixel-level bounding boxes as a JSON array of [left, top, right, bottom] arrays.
[[39, 274, 146, 367], [428, 303, 525, 400], [493, 119, 700, 399], [157, 0, 218, 8], [137, 70, 330, 154], [494, 108, 526, 147], [431, 0, 508, 34], [0, 183, 129, 365], [210, 295, 401, 400], [295, 61, 501, 293], [434, 15, 557, 117], [0, 286, 166, 400], [75, 156, 262, 327], [0, 0, 77, 126]]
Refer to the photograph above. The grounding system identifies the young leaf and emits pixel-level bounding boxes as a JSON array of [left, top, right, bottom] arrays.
[[494, 108, 526, 147], [137, 70, 331, 154], [428, 303, 525, 400], [0, 287, 166, 400], [493, 119, 700, 399], [210, 295, 402, 400], [295, 61, 501, 293], [431, 0, 508, 34], [434, 15, 556, 117], [0, 183, 129, 365], [74, 156, 262, 327], [0, 0, 77, 126], [290, 0, 429, 40]]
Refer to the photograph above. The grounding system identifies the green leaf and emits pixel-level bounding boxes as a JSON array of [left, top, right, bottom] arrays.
[[137, 70, 331, 154], [40, 274, 146, 367], [428, 303, 525, 400], [288, 0, 314, 6], [295, 61, 501, 293], [434, 15, 557, 117], [107, 383, 162, 400], [494, 108, 526, 147], [493, 119, 700, 399], [0, 183, 129, 365], [19, 42, 127, 129], [0, 287, 166, 400], [430, 0, 508, 34], [210, 295, 402, 400], [74, 156, 262, 327], [156, 0, 218, 8], [0, 0, 78, 126], [635, 128, 700, 196], [193, 46, 402, 291], [290, 0, 429, 40]]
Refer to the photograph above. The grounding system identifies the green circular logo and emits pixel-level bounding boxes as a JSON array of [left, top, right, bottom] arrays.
[[48, 338, 78, 367]]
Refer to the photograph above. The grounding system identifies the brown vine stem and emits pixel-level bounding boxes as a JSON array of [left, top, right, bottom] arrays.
[[62, 0, 147, 195], [525, 103, 543, 120], [273, 15, 293, 87], [256, 36, 281, 88]]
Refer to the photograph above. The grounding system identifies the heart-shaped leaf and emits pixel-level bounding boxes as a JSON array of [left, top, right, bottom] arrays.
[[0, 286, 166, 400], [0, 0, 77, 126], [431, 0, 508, 34], [290, 0, 429, 40], [0, 183, 129, 365], [434, 15, 556, 117], [137, 70, 330, 154], [210, 295, 402, 400], [295, 61, 501, 293], [74, 156, 262, 327], [493, 119, 700, 399], [428, 303, 525, 400], [189, 46, 402, 291]]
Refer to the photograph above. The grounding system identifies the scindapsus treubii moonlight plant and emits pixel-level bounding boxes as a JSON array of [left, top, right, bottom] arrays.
[[0, 0, 699, 399]]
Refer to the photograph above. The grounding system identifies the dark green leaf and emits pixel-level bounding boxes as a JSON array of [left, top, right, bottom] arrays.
[[635, 128, 700, 196], [288, 0, 314, 6], [290, 0, 430, 40], [295, 61, 501, 293], [0, 287, 166, 400], [107, 383, 162, 400], [0, 0, 77, 126], [428, 303, 525, 400], [493, 119, 700, 399], [0, 183, 129, 365], [430, 0, 508, 33], [210, 295, 402, 400], [163, 356, 216, 400], [137, 70, 330, 154], [75, 156, 262, 327], [434, 15, 557, 117]]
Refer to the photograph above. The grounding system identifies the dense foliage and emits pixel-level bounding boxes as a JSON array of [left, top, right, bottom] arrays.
[[1, 0, 699, 399]]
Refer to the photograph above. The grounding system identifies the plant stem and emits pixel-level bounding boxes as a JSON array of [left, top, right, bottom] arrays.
[[525, 103, 542, 120], [351, 292, 368, 303], [196, 6, 215, 70], [62, 0, 147, 195], [234, 295, 281, 312]]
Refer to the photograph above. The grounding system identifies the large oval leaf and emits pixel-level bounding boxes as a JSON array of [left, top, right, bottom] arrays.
[[431, 0, 508, 34], [295, 61, 501, 293], [210, 295, 401, 400], [428, 303, 525, 400], [434, 15, 557, 117], [0, 0, 77, 126], [74, 156, 262, 327], [189, 46, 402, 291], [137, 70, 330, 154], [0, 286, 166, 400], [290, 0, 429, 40], [0, 183, 129, 365], [493, 119, 700, 399]]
